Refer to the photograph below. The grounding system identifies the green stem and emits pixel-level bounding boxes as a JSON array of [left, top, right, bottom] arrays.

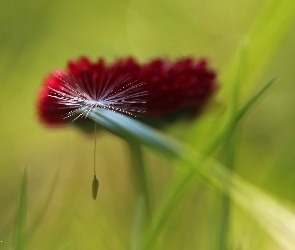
[[218, 41, 245, 250], [127, 141, 151, 220], [219, 130, 237, 250], [15, 169, 28, 250]]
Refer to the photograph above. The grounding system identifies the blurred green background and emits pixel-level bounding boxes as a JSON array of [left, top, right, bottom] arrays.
[[1, 0, 295, 249]]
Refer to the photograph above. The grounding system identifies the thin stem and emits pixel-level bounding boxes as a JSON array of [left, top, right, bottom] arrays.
[[94, 122, 97, 176], [127, 141, 151, 220], [15, 169, 28, 250], [218, 42, 246, 250], [92, 122, 99, 200], [219, 130, 237, 250]]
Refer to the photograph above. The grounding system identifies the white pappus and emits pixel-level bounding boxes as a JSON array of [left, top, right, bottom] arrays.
[[47, 70, 148, 121]]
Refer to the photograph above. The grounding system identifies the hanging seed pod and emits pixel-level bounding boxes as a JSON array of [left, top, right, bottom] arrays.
[[92, 175, 99, 200]]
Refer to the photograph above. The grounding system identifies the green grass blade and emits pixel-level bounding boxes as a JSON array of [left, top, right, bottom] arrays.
[[233, 76, 278, 124], [14, 169, 28, 250], [128, 142, 152, 219], [217, 43, 246, 250], [26, 171, 59, 243], [226, 40, 248, 120], [190, 156, 295, 250], [88, 109, 182, 159], [129, 196, 145, 250], [141, 76, 277, 249], [220, 0, 295, 98], [205, 76, 277, 156], [141, 145, 295, 250]]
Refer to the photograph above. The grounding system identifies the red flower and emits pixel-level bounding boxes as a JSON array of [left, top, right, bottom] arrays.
[[37, 57, 217, 129]]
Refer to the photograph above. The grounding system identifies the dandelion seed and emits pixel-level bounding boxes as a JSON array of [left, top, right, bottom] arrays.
[[42, 66, 148, 200], [47, 70, 148, 121]]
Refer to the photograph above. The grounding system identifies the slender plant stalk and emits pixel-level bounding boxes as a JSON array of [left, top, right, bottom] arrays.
[[127, 141, 152, 220], [129, 196, 145, 250], [219, 42, 245, 250], [92, 122, 99, 200], [219, 130, 237, 250], [94, 122, 97, 177], [15, 169, 28, 250]]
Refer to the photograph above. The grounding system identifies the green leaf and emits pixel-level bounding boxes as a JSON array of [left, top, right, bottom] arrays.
[[88, 110, 182, 159], [14, 169, 28, 250]]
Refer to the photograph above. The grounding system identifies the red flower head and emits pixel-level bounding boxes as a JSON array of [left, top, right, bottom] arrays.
[[37, 57, 217, 129]]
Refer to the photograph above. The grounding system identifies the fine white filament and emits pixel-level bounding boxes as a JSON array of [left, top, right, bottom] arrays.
[[48, 70, 148, 121]]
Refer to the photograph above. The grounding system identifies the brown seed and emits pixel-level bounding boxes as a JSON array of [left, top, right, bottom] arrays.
[[92, 175, 99, 200]]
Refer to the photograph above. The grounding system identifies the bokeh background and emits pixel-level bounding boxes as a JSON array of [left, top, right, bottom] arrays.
[[1, 0, 295, 249]]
